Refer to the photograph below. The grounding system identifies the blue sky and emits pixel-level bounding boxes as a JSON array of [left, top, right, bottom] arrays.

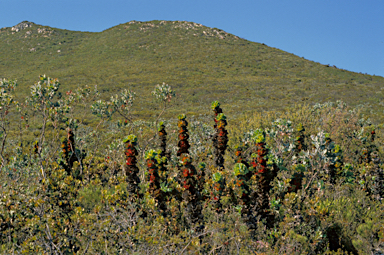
[[1, 0, 383, 77]]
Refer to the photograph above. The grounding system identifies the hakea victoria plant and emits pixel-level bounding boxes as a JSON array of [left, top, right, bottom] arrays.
[[250, 129, 268, 176], [211, 171, 226, 211], [123, 134, 141, 196], [177, 114, 190, 156], [295, 123, 307, 154], [145, 149, 168, 211], [179, 154, 202, 224], [232, 163, 251, 212], [158, 121, 168, 158], [197, 162, 207, 200], [145, 149, 161, 191], [59, 131, 73, 173], [211, 101, 228, 169], [232, 162, 265, 230], [215, 113, 229, 167], [58, 122, 85, 180], [248, 129, 274, 220], [174, 115, 203, 222], [157, 121, 170, 178]]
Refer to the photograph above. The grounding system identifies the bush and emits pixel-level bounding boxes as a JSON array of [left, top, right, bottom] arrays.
[[0, 76, 383, 254]]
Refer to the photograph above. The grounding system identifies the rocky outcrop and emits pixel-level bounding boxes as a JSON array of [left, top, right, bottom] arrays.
[[11, 21, 34, 32]]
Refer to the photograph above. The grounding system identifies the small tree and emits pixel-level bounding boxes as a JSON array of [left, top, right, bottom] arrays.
[[0, 78, 17, 169]]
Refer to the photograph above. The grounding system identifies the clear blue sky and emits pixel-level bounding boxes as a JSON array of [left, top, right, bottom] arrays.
[[1, 0, 383, 77]]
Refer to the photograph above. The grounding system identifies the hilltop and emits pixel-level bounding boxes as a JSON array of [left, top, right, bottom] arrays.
[[1, 20, 384, 121]]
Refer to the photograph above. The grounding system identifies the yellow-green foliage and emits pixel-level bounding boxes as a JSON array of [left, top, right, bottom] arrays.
[[0, 76, 383, 254]]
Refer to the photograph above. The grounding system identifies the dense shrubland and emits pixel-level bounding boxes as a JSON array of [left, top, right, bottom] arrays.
[[0, 76, 383, 254]]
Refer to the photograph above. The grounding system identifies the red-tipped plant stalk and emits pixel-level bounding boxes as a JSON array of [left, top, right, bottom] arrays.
[[123, 134, 140, 196], [211, 101, 228, 169], [180, 154, 201, 224], [158, 121, 169, 177], [249, 129, 270, 218], [177, 114, 190, 156], [211, 171, 226, 212]]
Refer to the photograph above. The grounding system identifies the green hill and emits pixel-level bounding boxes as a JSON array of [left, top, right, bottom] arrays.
[[1, 20, 384, 121], [1, 21, 384, 254]]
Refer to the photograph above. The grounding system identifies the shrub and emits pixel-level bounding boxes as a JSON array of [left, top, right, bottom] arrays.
[[0, 76, 383, 254]]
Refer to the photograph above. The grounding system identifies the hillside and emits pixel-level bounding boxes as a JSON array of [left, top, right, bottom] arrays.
[[1, 20, 384, 121], [1, 21, 384, 254]]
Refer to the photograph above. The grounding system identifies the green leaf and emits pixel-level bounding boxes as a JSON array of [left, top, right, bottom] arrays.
[[251, 129, 265, 143], [211, 100, 220, 110], [145, 149, 158, 160], [213, 172, 222, 182], [234, 163, 248, 176], [123, 134, 137, 143]]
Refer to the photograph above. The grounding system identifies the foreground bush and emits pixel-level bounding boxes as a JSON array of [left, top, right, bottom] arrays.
[[0, 76, 383, 254]]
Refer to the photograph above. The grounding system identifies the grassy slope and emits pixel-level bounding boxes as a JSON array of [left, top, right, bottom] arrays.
[[1, 20, 384, 122]]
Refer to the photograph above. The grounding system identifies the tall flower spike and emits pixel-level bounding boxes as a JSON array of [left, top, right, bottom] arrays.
[[157, 121, 169, 178], [158, 121, 168, 158], [249, 129, 271, 220], [233, 163, 251, 218], [177, 114, 190, 156], [211, 102, 228, 169], [123, 135, 140, 196], [211, 171, 226, 212], [67, 129, 77, 167], [58, 129, 79, 177], [145, 149, 161, 198], [180, 154, 201, 224], [295, 123, 306, 153]]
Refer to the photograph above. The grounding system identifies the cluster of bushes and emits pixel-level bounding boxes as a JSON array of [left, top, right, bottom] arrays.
[[0, 76, 383, 254]]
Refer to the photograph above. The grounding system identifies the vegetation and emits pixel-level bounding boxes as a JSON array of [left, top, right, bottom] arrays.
[[1, 20, 384, 124], [0, 75, 383, 254]]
